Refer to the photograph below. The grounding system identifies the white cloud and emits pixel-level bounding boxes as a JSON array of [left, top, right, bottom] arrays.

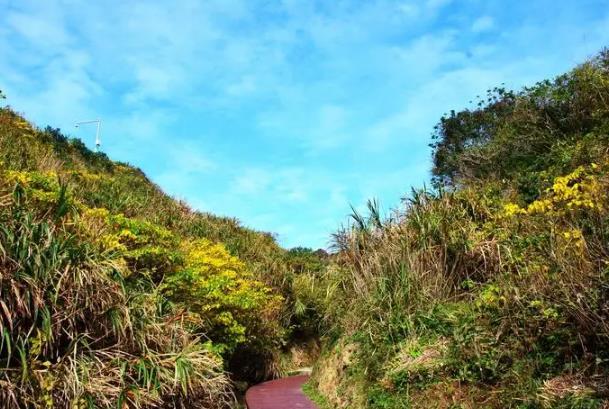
[[472, 16, 495, 33], [2, 0, 609, 248], [5, 8, 71, 50], [396, 3, 419, 19], [234, 167, 310, 202], [154, 144, 217, 199], [125, 65, 183, 103], [425, 0, 453, 12], [391, 30, 464, 79], [235, 169, 273, 194]]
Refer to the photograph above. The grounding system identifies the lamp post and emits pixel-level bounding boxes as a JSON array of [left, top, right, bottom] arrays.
[[75, 119, 102, 152]]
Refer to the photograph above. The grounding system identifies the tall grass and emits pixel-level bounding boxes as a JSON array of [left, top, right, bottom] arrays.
[[0, 105, 304, 387], [0, 180, 235, 408], [305, 49, 609, 408]]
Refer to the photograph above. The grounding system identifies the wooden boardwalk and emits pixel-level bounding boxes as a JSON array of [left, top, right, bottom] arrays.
[[245, 375, 318, 409]]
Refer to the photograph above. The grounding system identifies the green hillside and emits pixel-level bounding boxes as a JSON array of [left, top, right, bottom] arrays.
[[302, 50, 609, 408], [2, 49, 609, 408], [0, 105, 322, 407]]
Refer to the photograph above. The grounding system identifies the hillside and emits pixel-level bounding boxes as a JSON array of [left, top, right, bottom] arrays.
[[2, 48, 609, 409], [0, 105, 327, 407], [302, 50, 609, 408]]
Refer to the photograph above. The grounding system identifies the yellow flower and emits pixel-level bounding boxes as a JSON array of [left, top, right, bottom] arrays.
[[503, 203, 525, 217], [83, 207, 110, 219], [118, 229, 138, 241]]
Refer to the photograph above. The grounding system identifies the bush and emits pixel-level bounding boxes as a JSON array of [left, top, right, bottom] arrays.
[[0, 105, 297, 403], [0, 181, 233, 408], [165, 238, 282, 354], [308, 49, 609, 408]]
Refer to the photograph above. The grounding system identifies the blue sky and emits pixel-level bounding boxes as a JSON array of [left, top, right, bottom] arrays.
[[1, 0, 608, 248]]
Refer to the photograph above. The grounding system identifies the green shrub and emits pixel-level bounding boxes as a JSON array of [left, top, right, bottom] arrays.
[[308, 49, 609, 408], [0, 182, 233, 408]]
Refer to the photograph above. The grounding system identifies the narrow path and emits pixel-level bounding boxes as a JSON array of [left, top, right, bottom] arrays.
[[245, 375, 318, 409]]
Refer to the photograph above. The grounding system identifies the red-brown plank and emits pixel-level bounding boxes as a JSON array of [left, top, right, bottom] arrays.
[[245, 375, 318, 409]]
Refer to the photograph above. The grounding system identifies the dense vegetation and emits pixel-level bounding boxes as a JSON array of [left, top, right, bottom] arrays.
[[3, 48, 609, 408], [303, 50, 609, 408], [0, 105, 326, 407]]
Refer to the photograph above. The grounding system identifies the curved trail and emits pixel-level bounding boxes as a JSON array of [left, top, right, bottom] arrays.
[[245, 375, 318, 409]]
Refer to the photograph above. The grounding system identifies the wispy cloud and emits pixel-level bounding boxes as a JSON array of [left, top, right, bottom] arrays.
[[472, 16, 495, 33], [1, 0, 608, 248]]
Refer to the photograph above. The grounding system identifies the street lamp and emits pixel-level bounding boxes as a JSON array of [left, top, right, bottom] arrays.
[[75, 119, 102, 152]]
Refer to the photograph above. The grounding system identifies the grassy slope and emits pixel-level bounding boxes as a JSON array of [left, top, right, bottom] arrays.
[[0, 107, 301, 407], [304, 50, 609, 408], [0, 111, 289, 282]]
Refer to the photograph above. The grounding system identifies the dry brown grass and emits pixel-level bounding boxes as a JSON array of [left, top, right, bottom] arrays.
[[0, 178, 235, 408]]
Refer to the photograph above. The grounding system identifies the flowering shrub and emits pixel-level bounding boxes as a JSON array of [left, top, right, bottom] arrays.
[[503, 163, 605, 218], [10, 168, 288, 358], [3, 170, 68, 208], [0, 106, 296, 397], [165, 239, 282, 353], [0, 171, 234, 408]]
